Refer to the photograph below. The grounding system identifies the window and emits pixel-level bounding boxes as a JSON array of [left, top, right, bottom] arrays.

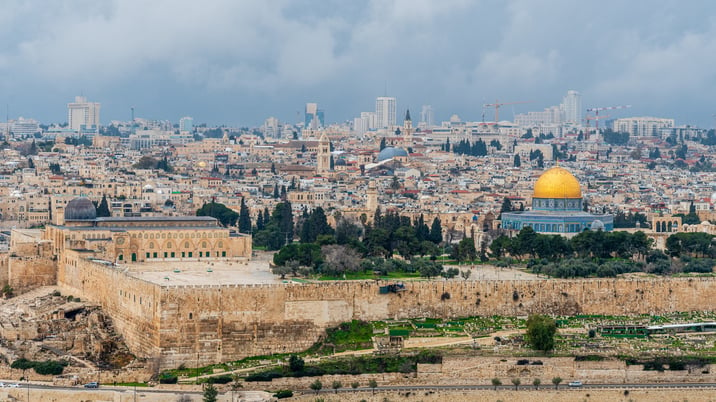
[[153, 252, 157, 258], [146, 252, 150, 258], [171, 252, 175, 258], [188, 252, 193, 258], [221, 251, 226, 257]]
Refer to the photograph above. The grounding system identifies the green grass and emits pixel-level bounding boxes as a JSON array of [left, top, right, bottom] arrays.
[[114, 382, 149, 387]]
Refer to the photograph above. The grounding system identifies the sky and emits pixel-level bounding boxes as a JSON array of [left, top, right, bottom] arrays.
[[1, 0, 715, 128]]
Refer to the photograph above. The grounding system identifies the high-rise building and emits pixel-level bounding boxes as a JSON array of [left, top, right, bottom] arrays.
[[420, 105, 434, 129], [375, 97, 396, 129], [305, 103, 324, 129], [179, 116, 194, 133], [67, 96, 100, 132], [612, 117, 674, 137], [263, 117, 281, 138], [561, 90, 582, 126]]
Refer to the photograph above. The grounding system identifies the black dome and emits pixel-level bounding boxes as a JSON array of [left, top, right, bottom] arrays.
[[64, 197, 97, 221]]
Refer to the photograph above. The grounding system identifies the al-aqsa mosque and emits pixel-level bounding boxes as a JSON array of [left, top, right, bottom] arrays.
[[501, 166, 613, 236]]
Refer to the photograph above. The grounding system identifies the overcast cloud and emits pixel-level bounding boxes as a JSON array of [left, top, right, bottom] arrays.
[[1, 0, 715, 127]]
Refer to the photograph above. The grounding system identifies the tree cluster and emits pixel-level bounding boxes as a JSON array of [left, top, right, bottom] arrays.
[[613, 210, 648, 228], [602, 128, 629, 145], [196, 201, 239, 227], [490, 227, 651, 261], [253, 202, 294, 250], [449, 139, 488, 157]]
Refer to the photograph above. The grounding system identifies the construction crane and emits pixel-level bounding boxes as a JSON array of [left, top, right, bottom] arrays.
[[585, 104, 631, 132], [483, 100, 533, 123], [583, 114, 610, 141]]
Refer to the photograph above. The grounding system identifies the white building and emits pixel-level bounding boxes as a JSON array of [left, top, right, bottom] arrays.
[[67, 96, 100, 132], [561, 90, 581, 126], [10, 117, 41, 137], [612, 117, 675, 137], [375, 97, 396, 129], [263, 117, 281, 139], [420, 105, 434, 129], [354, 111, 377, 135], [514, 106, 563, 127], [179, 116, 193, 133]]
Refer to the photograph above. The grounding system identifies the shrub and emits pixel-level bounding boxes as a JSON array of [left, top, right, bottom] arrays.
[[159, 372, 178, 384], [207, 375, 233, 384], [33, 360, 66, 375], [274, 390, 293, 398], [11, 358, 35, 370]]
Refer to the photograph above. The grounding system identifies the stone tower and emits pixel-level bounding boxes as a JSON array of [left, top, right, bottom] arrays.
[[317, 133, 331, 174], [366, 180, 378, 214], [403, 109, 412, 148]]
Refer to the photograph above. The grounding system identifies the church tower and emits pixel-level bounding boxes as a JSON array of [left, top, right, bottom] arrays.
[[317, 133, 331, 174], [403, 109, 413, 148]]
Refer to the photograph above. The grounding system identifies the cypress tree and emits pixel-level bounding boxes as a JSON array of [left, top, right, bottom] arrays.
[[96, 195, 111, 217], [238, 198, 251, 233]]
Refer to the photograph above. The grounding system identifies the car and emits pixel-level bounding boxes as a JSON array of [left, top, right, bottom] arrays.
[[84, 382, 99, 388], [568, 381, 583, 387], [0, 382, 5, 388], [7, 383, 20, 388]]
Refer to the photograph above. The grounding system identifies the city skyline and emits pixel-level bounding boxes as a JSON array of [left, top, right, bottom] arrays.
[[1, 1, 716, 127]]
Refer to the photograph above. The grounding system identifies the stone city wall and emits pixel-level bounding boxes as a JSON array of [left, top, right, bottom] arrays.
[[57, 250, 162, 360], [7, 256, 56, 290], [155, 277, 716, 369], [56, 256, 716, 370]]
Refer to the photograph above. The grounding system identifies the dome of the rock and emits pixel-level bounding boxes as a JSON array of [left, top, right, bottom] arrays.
[[533, 166, 582, 199]]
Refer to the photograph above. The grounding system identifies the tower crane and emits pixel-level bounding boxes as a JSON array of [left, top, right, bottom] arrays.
[[585, 104, 631, 132], [583, 114, 610, 141], [483, 100, 533, 123]]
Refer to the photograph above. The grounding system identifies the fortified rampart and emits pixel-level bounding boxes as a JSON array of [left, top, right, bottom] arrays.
[[55, 256, 716, 369]]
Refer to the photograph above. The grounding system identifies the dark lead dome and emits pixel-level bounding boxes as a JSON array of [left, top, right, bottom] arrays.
[[377, 147, 408, 162], [64, 197, 97, 221]]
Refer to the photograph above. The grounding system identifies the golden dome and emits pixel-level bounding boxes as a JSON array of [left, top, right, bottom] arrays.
[[533, 166, 582, 199]]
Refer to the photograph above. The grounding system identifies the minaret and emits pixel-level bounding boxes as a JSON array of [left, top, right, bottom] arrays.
[[403, 109, 412, 148], [366, 180, 378, 213], [317, 133, 331, 174]]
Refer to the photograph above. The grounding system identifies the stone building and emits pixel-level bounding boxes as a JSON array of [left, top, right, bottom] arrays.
[[43, 197, 252, 264]]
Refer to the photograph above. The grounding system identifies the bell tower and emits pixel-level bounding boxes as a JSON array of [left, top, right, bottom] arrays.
[[317, 133, 331, 174]]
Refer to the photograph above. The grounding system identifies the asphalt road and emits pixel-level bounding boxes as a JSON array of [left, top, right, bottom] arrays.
[[4, 380, 716, 399], [303, 382, 716, 394]]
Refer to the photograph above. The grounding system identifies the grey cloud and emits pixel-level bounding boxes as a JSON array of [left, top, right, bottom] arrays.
[[0, 0, 714, 126]]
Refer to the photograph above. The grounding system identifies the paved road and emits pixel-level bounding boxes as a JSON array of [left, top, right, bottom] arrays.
[[303, 382, 716, 394]]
